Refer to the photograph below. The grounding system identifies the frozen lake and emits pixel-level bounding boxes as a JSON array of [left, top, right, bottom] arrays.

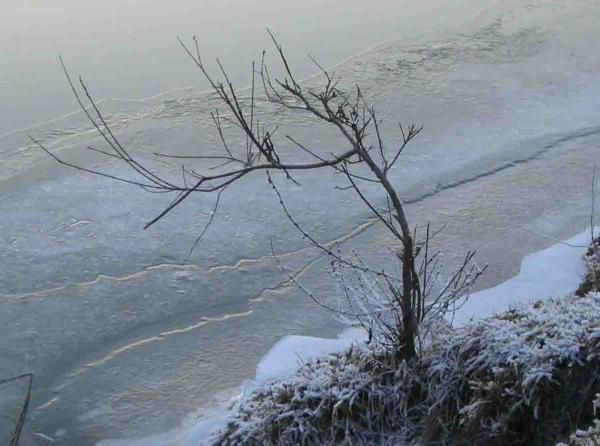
[[1, 0, 599, 444]]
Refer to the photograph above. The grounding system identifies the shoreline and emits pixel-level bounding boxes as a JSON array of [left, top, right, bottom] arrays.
[[98, 229, 596, 445]]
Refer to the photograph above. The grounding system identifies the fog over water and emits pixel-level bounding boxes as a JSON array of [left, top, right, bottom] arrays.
[[1, 0, 599, 445], [1, 0, 494, 134]]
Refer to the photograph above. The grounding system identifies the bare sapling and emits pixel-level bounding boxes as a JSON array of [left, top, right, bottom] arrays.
[[34, 32, 484, 359]]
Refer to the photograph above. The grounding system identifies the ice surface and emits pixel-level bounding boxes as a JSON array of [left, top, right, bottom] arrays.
[[96, 411, 229, 446], [97, 328, 367, 446]]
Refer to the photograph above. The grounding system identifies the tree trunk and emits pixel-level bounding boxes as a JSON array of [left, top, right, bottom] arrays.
[[400, 235, 417, 358]]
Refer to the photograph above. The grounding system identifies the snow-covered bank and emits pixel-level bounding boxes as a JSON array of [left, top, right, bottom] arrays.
[[452, 230, 593, 326], [98, 229, 597, 445], [212, 231, 600, 445]]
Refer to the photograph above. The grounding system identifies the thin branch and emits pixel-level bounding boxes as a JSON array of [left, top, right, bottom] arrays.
[[0, 373, 33, 446], [267, 172, 400, 281], [30, 137, 168, 191], [592, 164, 597, 241], [342, 164, 402, 240], [184, 185, 227, 263]]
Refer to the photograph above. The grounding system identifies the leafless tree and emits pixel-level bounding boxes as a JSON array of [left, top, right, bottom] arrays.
[[34, 32, 482, 359]]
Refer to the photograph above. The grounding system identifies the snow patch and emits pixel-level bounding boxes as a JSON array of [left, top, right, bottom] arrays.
[[254, 327, 367, 386], [452, 230, 593, 326]]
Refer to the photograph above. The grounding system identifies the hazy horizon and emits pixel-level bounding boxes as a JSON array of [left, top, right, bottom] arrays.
[[1, 0, 497, 134]]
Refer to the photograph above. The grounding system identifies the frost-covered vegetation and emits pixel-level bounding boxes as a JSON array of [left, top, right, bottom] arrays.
[[557, 393, 600, 446], [576, 235, 600, 297], [211, 238, 600, 445]]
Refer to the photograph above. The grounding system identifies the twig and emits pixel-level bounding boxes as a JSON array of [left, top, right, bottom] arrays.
[[0, 373, 34, 446], [592, 164, 597, 241], [183, 186, 227, 263]]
